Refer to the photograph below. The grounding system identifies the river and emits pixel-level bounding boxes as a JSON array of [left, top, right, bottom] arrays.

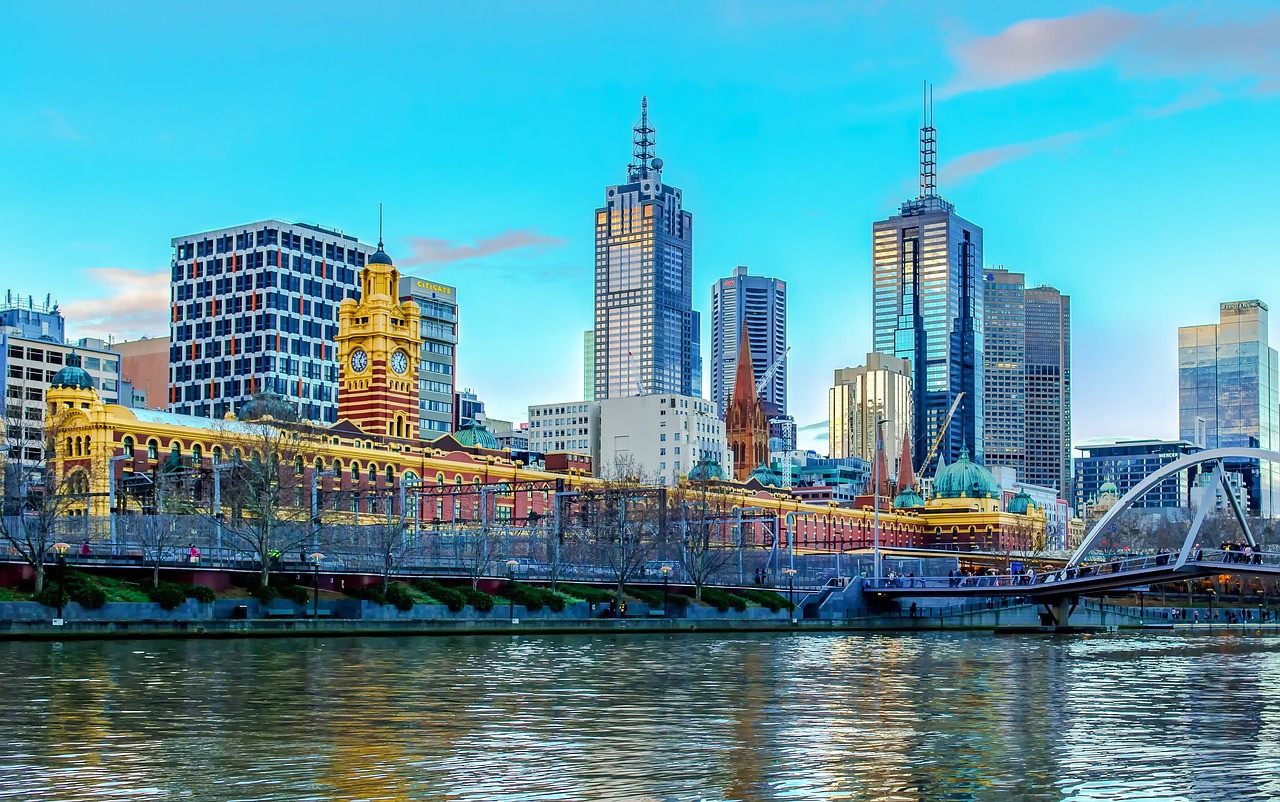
[[1, 631, 1277, 801]]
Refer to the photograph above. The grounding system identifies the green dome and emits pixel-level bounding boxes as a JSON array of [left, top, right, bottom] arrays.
[[238, 392, 298, 423], [892, 487, 925, 509], [1099, 477, 1119, 497], [454, 422, 499, 450], [932, 447, 999, 499], [747, 462, 785, 487], [687, 459, 725, 482], [50, 365, 94, 391], [1007, 488, 1035, 515]]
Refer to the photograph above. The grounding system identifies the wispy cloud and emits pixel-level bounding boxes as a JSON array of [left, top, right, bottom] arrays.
[[797, 419, 829, 432], [940, 123, 1115, 184], [400, 229, 565, 267], [944, 8, 1280, 97], [61, 268, 169, 339], [43, 109, 89, 142]]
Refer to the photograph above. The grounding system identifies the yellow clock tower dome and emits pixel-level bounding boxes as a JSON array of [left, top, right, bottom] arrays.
[[336, 232, 423, 439]]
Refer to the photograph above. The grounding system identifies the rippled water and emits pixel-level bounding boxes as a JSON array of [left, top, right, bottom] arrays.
[[1, 632, 1278, 801]]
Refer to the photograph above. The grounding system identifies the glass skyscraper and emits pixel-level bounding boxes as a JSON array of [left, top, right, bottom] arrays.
[[1178, 300, 1279, 516], [982, 268, 1026, 477], [593, 98, 700, 401], [872, 110, 983, 471], [711, 265, 786, 418], [1025, 285, 1071, 498]]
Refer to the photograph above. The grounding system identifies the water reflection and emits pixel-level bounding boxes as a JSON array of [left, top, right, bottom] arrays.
[[1, 632, 1280, 800]]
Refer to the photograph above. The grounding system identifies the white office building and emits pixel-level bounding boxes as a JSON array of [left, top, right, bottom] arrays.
[[595, 393, 729, 485]]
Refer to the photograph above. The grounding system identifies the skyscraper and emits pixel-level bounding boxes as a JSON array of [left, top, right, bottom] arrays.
[[397, 276, 458, 439], [828, 354, 913, 470], [711, 265, 786, 418], [583, 329, 595, 401], [872, 93, 983, 472], [1178, 299, 1279, 516], [593, 98, 700, 401], [982, 269, 1025, 478], [169, 219, 369, 422], [1024, 285, 1071, 497]]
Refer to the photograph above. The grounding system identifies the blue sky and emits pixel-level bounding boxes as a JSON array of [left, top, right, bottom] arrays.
[[2, 1, 1278, 451]]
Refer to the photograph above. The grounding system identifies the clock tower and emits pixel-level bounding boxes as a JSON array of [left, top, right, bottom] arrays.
[[336, 238, 423, 439]]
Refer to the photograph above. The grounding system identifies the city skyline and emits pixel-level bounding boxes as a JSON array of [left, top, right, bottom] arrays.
[[3, 2, 1280, 451]]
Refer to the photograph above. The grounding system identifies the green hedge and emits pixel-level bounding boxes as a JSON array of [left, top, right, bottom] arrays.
[[36, 571, 107, 610], [148, 583, 187, 611], [413, 579, 466, 612], [560, 584, 615, 605], [188, 585, 217, 604], [623, 586, 663, 606], [385, 584, 415, 611], [700, 587, 748, 613], [739, 589, 794, 612], [355, 586, 386, 605], [459, 587, 495, 612], [279, 584, 311, 606], [252, 584, 280, 604], [507, 582, 566, 613]]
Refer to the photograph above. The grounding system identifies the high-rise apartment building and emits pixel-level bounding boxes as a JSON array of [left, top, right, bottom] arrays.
[[711, 265, 786, 418], [828, 354, 913, 471], [593, 98, 700, 401], [169, 219, 370, 423], [982, 269, 1025, 476], [872, 103, 983, 471], [397, 276, 457, 439], [595, 393, 727, 486], [1178, 299, 1279, 516], [528, 401, 594, 455], [1025, 285, 1072, 497]]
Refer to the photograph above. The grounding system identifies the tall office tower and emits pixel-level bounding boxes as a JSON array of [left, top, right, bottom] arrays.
[[583, 329, 595, 401], [872, 92, 983, 472], [711, 265, 786, 418], [1179, 300, 1280, 516], [982, 269, 1026, 477], [593, 98, 700, 401], [397, 276, 457, 440], [1024, 285, 1072, 497], [169, 220, 370, 422], [828, 353, 913, 470]]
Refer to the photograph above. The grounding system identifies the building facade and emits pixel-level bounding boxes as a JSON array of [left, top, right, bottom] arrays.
[[829, 353, 913, 472], [982, 269, 1025, 477], [872, 112, 983, 471], [593, 98, 700, 401], [397, 276, 457, 439], [455, 389, 485, 429], [1178, 299, 1279, 517], [528, 401, 594, 455], [1073, 439, 1202, 513], [1024, 285, 1072, 497], [114, 337, 168, 411], [595, 393, 727, 486], [169, 219, 370, 423], [583, 329, 595, 402], [710, 265, 786, 418]]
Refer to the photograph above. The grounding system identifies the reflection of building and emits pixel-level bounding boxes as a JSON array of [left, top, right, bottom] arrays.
[[168, 219, 370, 422], [725, 324, 768, 481], [1178, 299, 1279, 516], [1074, 439, 1201, 513], [397, 276, 457, 439], [872, 108, 983, 470], [593, 98, 700, 401], [829, 354, 912, 470], [114, 336, 168, 410], [596, 393, 727, 485], [711, 265, 786, 418]]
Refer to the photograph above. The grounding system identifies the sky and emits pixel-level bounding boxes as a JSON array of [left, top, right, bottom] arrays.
[[2, 0, 1279, 453]]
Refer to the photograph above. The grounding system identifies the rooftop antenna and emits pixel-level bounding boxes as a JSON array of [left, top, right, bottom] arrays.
[[628, 96, 657, 182], [377, 202, 384, 250], [919, 80, 937, 198]]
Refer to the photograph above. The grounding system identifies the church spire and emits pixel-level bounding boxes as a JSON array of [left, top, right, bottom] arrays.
[[732, 320, 756, 404], [896, 430, 915, 492]]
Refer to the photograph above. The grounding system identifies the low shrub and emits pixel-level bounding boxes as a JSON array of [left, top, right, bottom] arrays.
[[560, 584, 615, 605], [279, 585, 311, 606], [188, 585, 217, 604], [148, 583, 187, 611], [413, 579, 466, 612], [701, 587, 748, 613], [33, 585, 63, 609], [623, 586, 664, 606], [355, 586, 387, 606], [460, 587, 494, 612], [384, 584, 416, 612], [666, 593, 693, 609], [740, 589, 793, 612], [64, 572, 107, 610], [507, 582, 567, 613], [252, 584, 280, 605]]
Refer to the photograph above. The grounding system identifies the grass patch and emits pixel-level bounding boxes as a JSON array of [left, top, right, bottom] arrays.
[[0, 587, 30, 602], [94, 575, 152, 603]]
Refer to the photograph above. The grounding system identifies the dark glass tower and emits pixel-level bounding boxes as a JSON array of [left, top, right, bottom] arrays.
[[593, 98, 700, 400], [872, 96, 984, 472]]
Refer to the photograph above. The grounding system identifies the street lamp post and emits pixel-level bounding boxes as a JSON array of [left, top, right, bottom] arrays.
[[506, 559, 519, 624], [52, 542, 70, 622], [660, 564, 671, 617], [308, 552, 324, 619], [212, 459, 234, 554], [783, 567, 797, 624], [310, 470, 335, 551], [106, 454, 129, 549], [872, 417, 888, 582]]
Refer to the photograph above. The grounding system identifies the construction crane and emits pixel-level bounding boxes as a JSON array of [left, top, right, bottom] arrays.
[[917, 392, 964, 478], [755, 347, 793, 487]]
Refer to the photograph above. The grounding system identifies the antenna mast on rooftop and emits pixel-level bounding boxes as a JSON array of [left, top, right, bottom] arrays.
[[628, 96, 657, 182], [919, 80, 937, 198]]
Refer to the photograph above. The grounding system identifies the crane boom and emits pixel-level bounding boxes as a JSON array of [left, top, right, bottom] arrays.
[[918, 392, 964, 475], [755, 346, 790, 397]]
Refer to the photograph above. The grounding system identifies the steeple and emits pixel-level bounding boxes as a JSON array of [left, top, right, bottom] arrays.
[[732, 320, 755, 404], [627, 96, 662, 182], [896, 430, 915, 492], [875, 431, 892, 498], [726, 320, 767, 482]]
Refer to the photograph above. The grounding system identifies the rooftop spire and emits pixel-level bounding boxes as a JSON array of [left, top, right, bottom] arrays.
[[896, 430, 916, 492], [628, 96, 660, 182], [732, 319, 756, 405], [378, 202, 384, 250], [919, 80, 937, 198]]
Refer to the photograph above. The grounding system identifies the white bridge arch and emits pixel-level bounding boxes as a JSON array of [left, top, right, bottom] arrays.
[[1068, 447, 1280, 569]]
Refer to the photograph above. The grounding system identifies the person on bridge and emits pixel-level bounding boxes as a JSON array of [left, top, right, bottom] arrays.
[[189, 544, 201, 565]]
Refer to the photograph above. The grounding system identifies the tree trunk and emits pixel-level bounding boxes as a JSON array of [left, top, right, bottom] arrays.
[[695, 581, 704, 602], [615, 579, 625, 612], [260, 562, 270, 589], [153, 562, 161, 589], [33, 563, 44, 594]]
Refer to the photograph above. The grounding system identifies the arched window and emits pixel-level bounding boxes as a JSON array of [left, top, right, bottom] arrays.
[[351, 462, 360, 482], [122, 436, 134, 458], [314, 458, 323, 471], [385, 465, 394, 484], [212, 446, 222, 463], [147, 439, 159, 460], [192, 444, 203, 463], [294, 456, 303, 474], [368, 464, 377, 483], [455, 475, 463, 486], [66, 437, 74, 457], [436, 472, 445, 487]]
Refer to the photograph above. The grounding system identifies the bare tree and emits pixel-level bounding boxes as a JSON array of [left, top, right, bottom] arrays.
[[205, 412, 329, 588], [671, 475, 736, 601], [0, 408, 86, 593], [584, 455, 666, 610]]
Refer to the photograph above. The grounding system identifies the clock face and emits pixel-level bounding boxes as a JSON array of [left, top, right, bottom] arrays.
[[350, 349, 368, 373], [391, 350, 409, 375]]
